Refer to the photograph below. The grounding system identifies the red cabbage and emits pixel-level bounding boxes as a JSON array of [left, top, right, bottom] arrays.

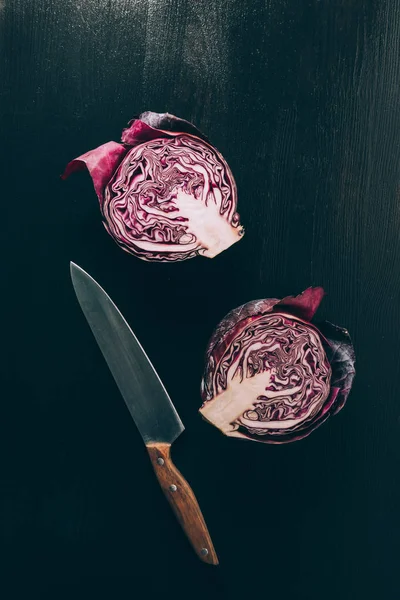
[[62, 112, 244, 262], [200, 288, 355, 444]]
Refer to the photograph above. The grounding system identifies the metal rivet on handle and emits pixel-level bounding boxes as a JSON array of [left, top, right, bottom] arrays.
[[157, 458, 164, 466], [169, 484, 177, 492], [200, 548, 209, 556]]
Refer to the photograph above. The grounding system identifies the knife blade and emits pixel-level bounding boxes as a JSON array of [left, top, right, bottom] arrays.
[[70, 262, 218, 565]]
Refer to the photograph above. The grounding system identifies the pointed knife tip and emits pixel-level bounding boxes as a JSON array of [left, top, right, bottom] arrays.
[[70, 261, 86, 279], [70, 261, 78, 283], [70, 262, 88, 290]]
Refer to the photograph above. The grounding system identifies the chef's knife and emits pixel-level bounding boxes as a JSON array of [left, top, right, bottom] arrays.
[[70, 262, 218, 565]]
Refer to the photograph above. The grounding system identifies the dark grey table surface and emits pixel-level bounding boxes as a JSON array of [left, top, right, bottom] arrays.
[[1, 1, 399, 598]]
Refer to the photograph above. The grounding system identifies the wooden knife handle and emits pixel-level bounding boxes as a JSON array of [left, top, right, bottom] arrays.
[[146, 443, 219, 565]]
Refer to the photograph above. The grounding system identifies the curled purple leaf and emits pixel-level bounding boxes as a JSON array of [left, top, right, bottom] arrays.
[[61, 142, 127, 201], [122, 111, 209, 144], [277, 286, 325, 322], [318, 320, 356, 415]]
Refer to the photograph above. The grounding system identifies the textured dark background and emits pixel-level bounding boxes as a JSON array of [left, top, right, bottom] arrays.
[[1, 1, 400, 598]]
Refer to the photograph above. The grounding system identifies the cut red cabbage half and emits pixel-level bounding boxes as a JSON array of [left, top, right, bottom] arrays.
[[62, 111, 244, 262], [200, 288, 356, 444]]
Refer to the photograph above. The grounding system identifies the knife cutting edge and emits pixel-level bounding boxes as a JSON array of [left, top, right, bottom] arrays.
[[70, 262, 218, 565]]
